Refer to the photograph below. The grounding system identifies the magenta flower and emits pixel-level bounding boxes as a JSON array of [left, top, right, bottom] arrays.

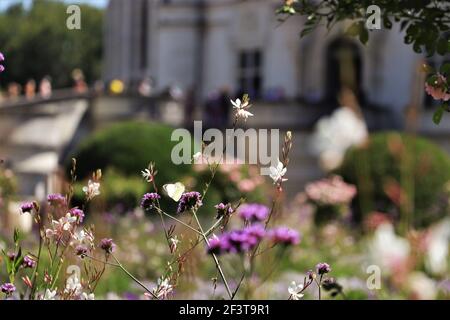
[[316, 262, 331, 275], [47, 193, 66, 206], [214, 203, 233, 219], [22, 255, 36, 268], [75, 245, 88, 257], [207, 224, 266, 255], [268, 227, 301, 246], [177, 191, 202, 214], [1, 283, 15, 295], [0, 52, 5, 73], [238, 203, 269, 222], [99, 238, 116, 254], [140, 192, 161, 211], [20, 202, 34, 214], [69, 208, 85, 223]]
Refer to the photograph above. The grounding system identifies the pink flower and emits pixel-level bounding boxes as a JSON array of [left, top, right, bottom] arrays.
[[425, 74, 450, 101]]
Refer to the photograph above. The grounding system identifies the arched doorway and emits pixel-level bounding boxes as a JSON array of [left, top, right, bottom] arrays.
[[325, 38, 364, 106]]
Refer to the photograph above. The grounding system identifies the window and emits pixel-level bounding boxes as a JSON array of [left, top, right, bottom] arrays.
[[238, 50, 263, 98]]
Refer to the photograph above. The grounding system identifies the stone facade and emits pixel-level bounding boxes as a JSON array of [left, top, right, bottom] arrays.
[[104, 0, 424, 114]]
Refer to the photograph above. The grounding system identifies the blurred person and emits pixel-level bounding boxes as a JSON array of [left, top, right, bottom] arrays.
[[184, 87, 196, 127], [138, 77, 154, 97], [7, 82, 21, 100], [24, 79, 36, 100], [72, 68, 88, 93], [39, 76, 52, 99]]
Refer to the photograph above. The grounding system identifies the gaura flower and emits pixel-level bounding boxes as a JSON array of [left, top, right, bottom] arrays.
[[231, 98, 253, 121], [83, 180, 101, 200], [269, 159, 288, 184], [153, 277, 173, 300], [288, 281, 304, 300], [81, 292, 95, 300], [141, 169, 153, 182], [64, 275, 82, 296], [42, 289, 57, 300]]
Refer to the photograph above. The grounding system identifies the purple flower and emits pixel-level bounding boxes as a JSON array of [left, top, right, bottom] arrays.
[[207, 224, 266, 255], [75, 245, 88, 257], [0, 52, 4, 73], [214, 203, 233, 219], [140, 193, 161, 211], [7, 251, 16, 261], [47, 193, 66, 206], [316, 262, 331, 275], [268, 227, 300, 246], [20, 202, 34, 214], [22, 255, 36, 268], [177, 192, 202, 214], [69, 208, 85, 223], [238, 204, 269, 222], [1, 283, 15, 295], [99, 238, 116, 254]]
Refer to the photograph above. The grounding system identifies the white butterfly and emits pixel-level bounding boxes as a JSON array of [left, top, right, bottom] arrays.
[[163, 182, 185, 202]]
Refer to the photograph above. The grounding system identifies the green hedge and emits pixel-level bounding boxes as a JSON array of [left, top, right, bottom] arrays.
[[336, 131, 450, 228], [69, 121, 192, 184]]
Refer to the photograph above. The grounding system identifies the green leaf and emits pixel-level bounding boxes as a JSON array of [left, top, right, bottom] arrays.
[[346, 21, 361, 37], [13, 228, 20, 243], [440, 62, 450, 75], [436, 38, 448, 55], [433, 105, 445, 125], [359, 27, 369, 44]]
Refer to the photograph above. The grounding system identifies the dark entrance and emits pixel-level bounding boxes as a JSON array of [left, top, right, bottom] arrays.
[[325, 38, 364, 106]]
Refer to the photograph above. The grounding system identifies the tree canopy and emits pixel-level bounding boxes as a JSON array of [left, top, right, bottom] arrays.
[[278, 0, 450, 123], [0, 0, 103, 89]]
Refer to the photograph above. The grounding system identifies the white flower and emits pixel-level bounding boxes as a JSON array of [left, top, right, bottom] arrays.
[[71, 229, 95, 247], [81, 292, 95, 300], [141, 169, 153, 182], [368, 223, 410, 275], [43, 288, 57, 300], [407, 272, 437, 300], [169, 236, 180, 252], [269, 159, 288, 184], [65, 275, 82, 296], [192, 152, 203, 164], [288, 281, 304, 300], [231, 98, 253, 121], [310, 107, 368, 171], [82, 180, 101, 200], [425, 219, 450, 275], [153, 277, 173, 299]]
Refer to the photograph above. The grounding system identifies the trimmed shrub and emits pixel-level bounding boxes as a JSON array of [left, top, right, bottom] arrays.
[[336, 131, 450, 228], [69, 121, 192, 185]]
